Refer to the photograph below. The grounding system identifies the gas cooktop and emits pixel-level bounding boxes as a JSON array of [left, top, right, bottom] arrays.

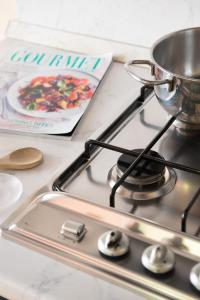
[[55, 87, 200, 236], [2, 87, 200, 300]]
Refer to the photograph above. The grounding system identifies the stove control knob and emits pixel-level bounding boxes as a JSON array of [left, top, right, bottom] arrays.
[[142, 244, 175, 274], [190, 263, 200, 291], [98, 229, 129, 257]]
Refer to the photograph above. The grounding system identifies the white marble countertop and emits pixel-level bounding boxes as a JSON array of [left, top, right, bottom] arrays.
[[0, 60, 146, 300], [2, 0, 200, 296]]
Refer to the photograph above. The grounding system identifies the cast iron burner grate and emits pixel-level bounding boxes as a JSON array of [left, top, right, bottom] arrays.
[[117, 149, 165, 185]]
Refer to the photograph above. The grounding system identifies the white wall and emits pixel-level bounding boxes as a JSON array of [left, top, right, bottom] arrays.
[[16, 0, 200, 48], [0, 0, 16, 40]]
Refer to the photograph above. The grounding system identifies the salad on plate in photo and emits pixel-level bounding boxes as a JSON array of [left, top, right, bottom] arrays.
[[7, 70, 98, 118]]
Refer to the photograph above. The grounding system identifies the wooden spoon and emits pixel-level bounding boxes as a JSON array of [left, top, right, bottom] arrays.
[[0, 147, 43, 170]]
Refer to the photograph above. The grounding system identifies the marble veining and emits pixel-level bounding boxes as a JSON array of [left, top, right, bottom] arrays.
[[21, 262, 69, 300]]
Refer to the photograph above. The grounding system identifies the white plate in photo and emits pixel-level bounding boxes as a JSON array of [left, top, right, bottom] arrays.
[[7, 70, 99, 119]]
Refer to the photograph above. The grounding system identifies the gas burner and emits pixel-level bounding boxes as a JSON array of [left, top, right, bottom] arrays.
[[108, 149, 176, 201], [117, 149, 166, 185]]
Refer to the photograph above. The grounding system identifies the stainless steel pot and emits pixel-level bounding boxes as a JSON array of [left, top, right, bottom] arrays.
[[125, 28, 200, 129]]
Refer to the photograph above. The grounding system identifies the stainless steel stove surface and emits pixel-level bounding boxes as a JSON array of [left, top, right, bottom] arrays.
[[2, 88, 200, 300], [58, 92, 200, 236]]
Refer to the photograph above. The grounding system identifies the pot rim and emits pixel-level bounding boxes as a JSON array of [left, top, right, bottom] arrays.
[[151, 27, 200, 83]]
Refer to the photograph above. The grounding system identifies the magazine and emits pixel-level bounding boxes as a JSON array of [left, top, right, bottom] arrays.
[[0, 38, 112, 136]]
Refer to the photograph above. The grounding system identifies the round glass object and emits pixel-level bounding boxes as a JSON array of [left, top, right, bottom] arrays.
[[0, 173, 23, 209]]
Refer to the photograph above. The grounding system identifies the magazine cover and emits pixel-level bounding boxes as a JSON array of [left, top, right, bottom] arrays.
[[0, 38, 112, 135]]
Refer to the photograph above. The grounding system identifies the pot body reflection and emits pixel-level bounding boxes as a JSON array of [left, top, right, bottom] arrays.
[[125, 27, 200, 128], [154, 67, 200, 127]]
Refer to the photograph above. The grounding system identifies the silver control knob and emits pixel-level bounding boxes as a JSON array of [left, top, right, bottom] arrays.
[[98, 229, 129, 257], [190, 263, 200, 291], [142, 244, 175, 274]]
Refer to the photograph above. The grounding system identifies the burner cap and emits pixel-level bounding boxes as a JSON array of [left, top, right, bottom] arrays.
[[108, 149, 177, 201], [117, 149, 165, 185]]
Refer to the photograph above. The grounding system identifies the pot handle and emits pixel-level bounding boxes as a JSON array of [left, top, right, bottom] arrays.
[[124, 60, 174, 92]]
